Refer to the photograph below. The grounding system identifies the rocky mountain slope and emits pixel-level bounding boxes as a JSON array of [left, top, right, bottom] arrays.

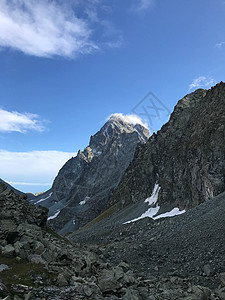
[[32, 115, 149, 234], [70, 190, 225, 297], [108, 82, 225, 218], [0, 179, 24, 196], [2, 170, 225, 299], [0, 181, 151, 299]]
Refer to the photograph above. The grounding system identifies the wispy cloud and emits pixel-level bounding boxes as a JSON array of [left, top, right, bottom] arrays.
[[0, 108, 47, 133], [215, 42, 225, 48], [188, 76, 217, 91], [100, 20, 124, 49], [0, 0, 98, 58], [107, 113, 149, 129], [0, 150, 77, 192], [131, 0, 155, 12]]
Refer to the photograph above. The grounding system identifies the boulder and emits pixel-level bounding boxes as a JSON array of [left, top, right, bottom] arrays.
[[57, 273, 68, 287], [2, 244, 15, 256], [98, 269, 121, 293]]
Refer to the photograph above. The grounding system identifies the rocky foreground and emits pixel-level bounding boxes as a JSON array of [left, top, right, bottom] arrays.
[[1, 184, 225, 299]]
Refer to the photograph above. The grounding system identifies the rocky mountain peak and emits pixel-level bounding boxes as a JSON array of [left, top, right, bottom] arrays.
[[110, 82, 225, 217], [32, 114, 149, 234], [89, 113, 149, 148]]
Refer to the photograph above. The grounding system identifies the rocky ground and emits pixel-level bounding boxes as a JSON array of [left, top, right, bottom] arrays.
[[2, 183, 225, 299], [0, 182, 148, 299], [70, 192, 225, 299]]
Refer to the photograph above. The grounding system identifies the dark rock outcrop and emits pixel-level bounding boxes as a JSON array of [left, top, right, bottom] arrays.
[[32, 115, 149, 234], [110, 82, 225, 214], [0, 182, 150, 299], [0, 179, 24, 196], [0, 182, 48, 233]]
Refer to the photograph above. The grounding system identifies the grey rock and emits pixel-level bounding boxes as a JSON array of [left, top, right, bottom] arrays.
[[113, 266, 124, 281], [220, 273, 225, 286], [0, 264, 9, 272], [28, 254, 47, 265], [122, 288, 139, 300], [2, 244, 14, 256], [98, 269, 121, 292], [57, 273, 68, 287], [83, 284, 96, 297], [203, 264, 213, 276], [33, 241, 45, 255], [217, 288, 225, 300], [13, 296, 23, 300], [183, 285, 211, 300], [0, 281, 8, 293]]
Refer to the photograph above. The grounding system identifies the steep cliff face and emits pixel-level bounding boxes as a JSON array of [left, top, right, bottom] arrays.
[[110, 82, 225, 214], [33, 115, 149, 233]]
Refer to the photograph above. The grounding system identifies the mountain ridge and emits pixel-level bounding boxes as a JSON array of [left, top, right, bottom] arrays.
[[108, 82, 225, 216], [32, 115, 149, 234]]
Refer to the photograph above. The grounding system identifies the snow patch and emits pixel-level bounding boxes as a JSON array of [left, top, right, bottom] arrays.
[[154, 208, 186, 220], [134, 128, 145, 141], [35, 192, 52, 204], [145, 184, 160, 205], [125, 205, 160, 224], [124, 184, 185, 224], [79, 196, 90, 205], [47, 210, 60, 221], [124, 184, 160, 224]]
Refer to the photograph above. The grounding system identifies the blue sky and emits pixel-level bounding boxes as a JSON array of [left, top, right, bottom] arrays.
[[0, 0, 224, 193]]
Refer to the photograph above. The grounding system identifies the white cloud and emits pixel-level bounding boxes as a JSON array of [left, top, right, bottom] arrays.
[[108, 113, 149, 129], [8, 182, 51, 187], [188, 76, 217, 91], [132, 0, 155, 11], [0, 0, 98, 58], [215, 42, 225, 48], [0, 108, 46, 133], [0, 150, 77, 192]]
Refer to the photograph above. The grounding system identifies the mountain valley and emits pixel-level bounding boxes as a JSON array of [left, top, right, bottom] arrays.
[[1, 82, 225, 299]]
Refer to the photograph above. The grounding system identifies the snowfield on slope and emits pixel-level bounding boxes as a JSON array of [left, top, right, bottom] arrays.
[[124, 184, 185, 224], [35, 192, 52, 204]]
